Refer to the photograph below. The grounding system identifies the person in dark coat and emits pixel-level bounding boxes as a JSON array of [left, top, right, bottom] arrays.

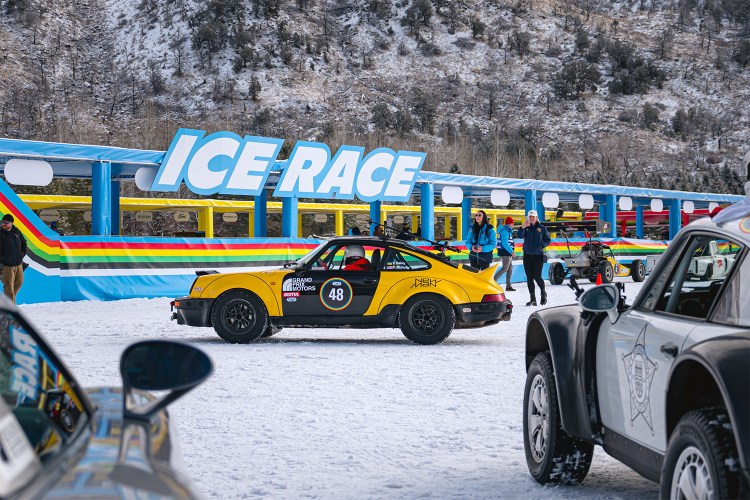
[[516, 210, 551, 306], [464, 209, 497, 270], [0, 214, 28, 303]]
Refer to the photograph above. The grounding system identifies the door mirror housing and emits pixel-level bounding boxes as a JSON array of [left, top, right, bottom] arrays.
[[579, 284, 620, 322], [120, 340, 213, 421]]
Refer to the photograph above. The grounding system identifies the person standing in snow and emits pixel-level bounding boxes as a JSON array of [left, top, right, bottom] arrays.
[[464, 209, 497, 270], [517, 210, 551, 306], [0, 214, 27, 304], [495, 216, 516, 291]]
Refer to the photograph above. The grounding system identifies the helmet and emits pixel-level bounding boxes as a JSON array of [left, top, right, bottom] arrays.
[[344, 245, 365, 261]]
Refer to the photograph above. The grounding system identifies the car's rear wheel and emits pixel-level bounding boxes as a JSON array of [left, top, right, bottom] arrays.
[[548, 262, 566, 285], [661, 408, 741, 500], [211, 290, 268, 343], [598, 261, 614, 283], [399, 294, 455, 345], [630, 259, 646, 282], [523, 352, 594, 485]]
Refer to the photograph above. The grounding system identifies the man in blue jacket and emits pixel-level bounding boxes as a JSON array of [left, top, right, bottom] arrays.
[[516, 210, 551, 306]]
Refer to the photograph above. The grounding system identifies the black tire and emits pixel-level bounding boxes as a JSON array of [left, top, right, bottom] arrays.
[[399, 294, 455, 345], [598, 261, 614, 283], [211, 290, 268, 343], [630, 259, 646, 282], [660, 408, 741, 500], [548, 262, 566, 285], [261, 325, 282, 338], [523, 352, 594, 485]]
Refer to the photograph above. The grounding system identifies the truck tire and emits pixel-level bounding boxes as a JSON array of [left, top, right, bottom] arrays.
[[523, 352, 594, 485], [211, 290, 268, 344], [399, 294, 455, 345], [548, 262, 566, 285], [661, 408, 741, 500], [630, 259, 646, 282]]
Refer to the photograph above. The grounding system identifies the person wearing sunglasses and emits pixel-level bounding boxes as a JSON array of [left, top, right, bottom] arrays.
[[0, 214, 28, 303], [517, 209, 551, 306], [464, 209, 497, 270]]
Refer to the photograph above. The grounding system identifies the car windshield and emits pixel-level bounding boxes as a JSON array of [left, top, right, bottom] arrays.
[[290, 242, 329, 268], [0, 311, 88, 463]]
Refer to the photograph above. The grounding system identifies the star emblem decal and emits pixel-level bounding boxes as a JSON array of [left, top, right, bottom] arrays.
[[622, 325, 658, 434]]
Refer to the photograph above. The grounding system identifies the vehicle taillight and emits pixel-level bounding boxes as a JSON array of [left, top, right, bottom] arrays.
[[482, 294, 505, 302]]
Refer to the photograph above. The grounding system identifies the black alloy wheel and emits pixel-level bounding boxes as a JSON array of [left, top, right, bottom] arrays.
[[399, 294, 455, 345], [211, 290, 268, 343]]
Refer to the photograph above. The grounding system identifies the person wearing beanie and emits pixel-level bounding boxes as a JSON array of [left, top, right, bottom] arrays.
[[494, 216, 516, 291], [0, 213, 28, 303], [517, 209, 551, 306]]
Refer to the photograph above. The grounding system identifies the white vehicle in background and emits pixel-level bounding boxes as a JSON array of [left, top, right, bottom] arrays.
[[687, 239, 735, 280]]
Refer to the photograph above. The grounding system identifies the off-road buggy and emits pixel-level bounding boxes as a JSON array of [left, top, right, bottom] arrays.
[[547, 229, 646, 285]]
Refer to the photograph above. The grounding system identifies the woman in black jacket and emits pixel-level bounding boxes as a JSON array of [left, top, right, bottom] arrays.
[[516, 210, 551, 306]]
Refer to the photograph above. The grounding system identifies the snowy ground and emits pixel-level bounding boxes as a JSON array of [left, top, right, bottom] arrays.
[[21, 279, 659, 499]]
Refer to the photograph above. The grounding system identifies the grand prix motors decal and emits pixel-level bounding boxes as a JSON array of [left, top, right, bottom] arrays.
[[622, 325, 657, 434]]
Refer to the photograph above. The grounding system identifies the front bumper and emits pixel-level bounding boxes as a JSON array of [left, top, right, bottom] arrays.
[[170, 296, 214, 327], [456, 300, 512, 325]]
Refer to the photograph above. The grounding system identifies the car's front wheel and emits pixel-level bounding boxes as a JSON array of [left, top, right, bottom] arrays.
[[548, 262, 566, 285], [399, 294, 455, 345], [599, 261, 614, 283], [630, 259, 646, 282], [211, 290, 268, 343], [523, 351, 594, 485], [661, 408, 741, 500]]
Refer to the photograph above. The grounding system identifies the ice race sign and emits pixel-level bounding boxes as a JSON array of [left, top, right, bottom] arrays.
[[150, 128, 426, 201]]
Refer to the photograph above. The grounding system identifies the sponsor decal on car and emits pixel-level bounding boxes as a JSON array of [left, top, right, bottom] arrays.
[[320, 278, 353, 311], [622, 326, 657, 434], [411, 278, 442, 288], [283, 277, 316, 292], [283, 291, 301, 302]]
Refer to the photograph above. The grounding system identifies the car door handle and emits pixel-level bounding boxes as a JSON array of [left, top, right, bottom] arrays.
[[364, 279, 378, 284], [660, 343, 678, 357]]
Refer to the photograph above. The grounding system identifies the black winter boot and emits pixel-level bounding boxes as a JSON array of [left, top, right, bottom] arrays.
[[526, 298, 537, 306], [540, 291, 547, 305]]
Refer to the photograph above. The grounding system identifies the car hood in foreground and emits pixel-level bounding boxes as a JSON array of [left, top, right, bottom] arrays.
[[45, 387, 202, 499]]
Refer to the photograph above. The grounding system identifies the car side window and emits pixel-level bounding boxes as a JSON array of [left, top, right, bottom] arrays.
[[647, 235, 740, 320], [711, 250, 750, 326], [383, 249, 430, 271], [0, 311, 87, 462]]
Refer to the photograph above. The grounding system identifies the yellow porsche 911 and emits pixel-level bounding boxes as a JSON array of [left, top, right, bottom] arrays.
[[171, 236, 512, 345]]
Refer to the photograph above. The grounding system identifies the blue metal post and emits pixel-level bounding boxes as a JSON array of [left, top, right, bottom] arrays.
[[281, 196, 298, 238], [110, 180, 120, 235], [669, 199, 681, 239], [420, 183, 434, 241], [605, 194, 617, 237], [369, 201, 381, 234], [461, 198, 472, 240], [524, 190, 537, 219], [253, 191, 267, 237], [635, 205, 644, 239], [91, 161, 111, 236]]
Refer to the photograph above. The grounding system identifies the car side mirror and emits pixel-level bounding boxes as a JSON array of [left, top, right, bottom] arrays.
[[579, 284, 620, 322], [120, 340, 213, 421]]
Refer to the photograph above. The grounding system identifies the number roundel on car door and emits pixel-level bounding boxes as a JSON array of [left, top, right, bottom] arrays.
[[320, 278, 353, 311]]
